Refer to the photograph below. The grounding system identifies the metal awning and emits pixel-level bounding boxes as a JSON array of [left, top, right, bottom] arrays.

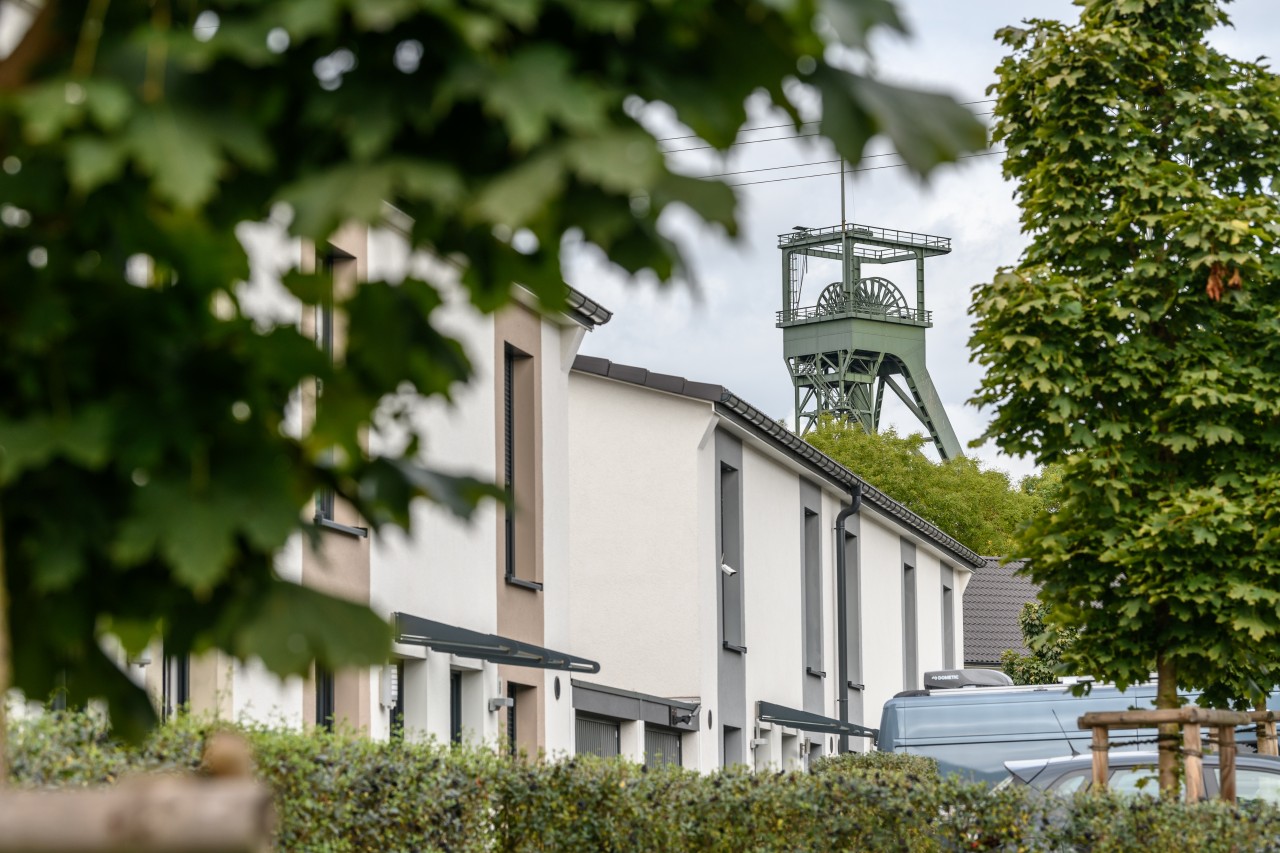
[[757, 700, 878, 739], [393, 612, 600, 673]]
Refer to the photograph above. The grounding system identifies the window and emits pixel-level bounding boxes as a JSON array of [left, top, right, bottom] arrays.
[[941, 565, 956, 669], [1228, 768, 1280, 805], [1049, 771, 1089, 794], [844, 530, 863, 689], [507, 684, 518, 756], [389, 660, 404, 741], [449, 671, 463, 744], [720, 463, 744, 650], [902, 540, 918, 690], [1109, 766, 1164, 798], [314, 249, 345, 523], [803, 507, 823, 676], [316, 666, 335, 732], [503, 344, 540, 589], [161, 653, 190, 721]]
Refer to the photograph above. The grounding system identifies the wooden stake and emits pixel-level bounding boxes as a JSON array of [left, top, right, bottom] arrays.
[[1219, 725, 1237, 805], [1253, 708, 1278, 756], [1091, 726, 1110, 790], [1262, 721, 1278, 757], [1183, 723, 1204, 803]]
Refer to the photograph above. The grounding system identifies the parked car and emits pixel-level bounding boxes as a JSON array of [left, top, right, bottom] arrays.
[[876, 672, 1280, 785], [994, 751, 1280, 803]]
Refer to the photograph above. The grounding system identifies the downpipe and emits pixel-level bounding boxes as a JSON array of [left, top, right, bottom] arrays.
[[835, 482, 862, 754]]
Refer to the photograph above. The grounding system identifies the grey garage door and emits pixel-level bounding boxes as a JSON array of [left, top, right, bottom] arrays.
[[644, 726, 682, 769], [576, 714, 620, 758]]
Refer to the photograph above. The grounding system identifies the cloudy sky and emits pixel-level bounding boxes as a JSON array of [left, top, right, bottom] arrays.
[[566, 0, 1278, 483]]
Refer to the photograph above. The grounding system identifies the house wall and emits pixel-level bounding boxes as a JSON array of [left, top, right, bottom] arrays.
[[566, 375, 710, 702], [857, 507, 907, 725], [567, 373, 920, 770]]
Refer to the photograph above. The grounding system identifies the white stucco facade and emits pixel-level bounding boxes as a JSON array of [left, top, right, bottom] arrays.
[[565, 359, 983, 771]]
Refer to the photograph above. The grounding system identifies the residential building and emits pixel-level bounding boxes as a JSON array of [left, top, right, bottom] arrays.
[[144, 216, 610, 759], [564, 357, 986, 770]]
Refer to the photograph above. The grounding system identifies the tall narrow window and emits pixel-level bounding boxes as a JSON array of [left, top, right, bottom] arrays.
[[844, 530, 863, 690], [449, 671, 463, 744], [390, 660, 405, 741], [503, 344, 539, 588], [941, 565, 956, 669], [316, 666, 335, 732], [803, 507, 823, 676], [161, 653, 189, 721], [719, 463, 744, 651], [901, 540, 918, 690], [314, 250, 345, 523], [507, 684, 518, 756]]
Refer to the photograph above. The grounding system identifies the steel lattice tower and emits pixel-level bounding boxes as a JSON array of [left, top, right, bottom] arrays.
[[777, 223, 962, 460]]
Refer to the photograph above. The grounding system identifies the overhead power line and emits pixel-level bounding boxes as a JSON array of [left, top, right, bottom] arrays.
[[719, 149, 1006, 188], [661, 112, 994, 154], [654, 98, 997, 143]]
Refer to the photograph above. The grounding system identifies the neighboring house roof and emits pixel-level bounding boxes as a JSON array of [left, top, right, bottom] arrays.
[[565, 287, 613, 329], [963, 557, 1038, 666], [571, 355, 986, 569]]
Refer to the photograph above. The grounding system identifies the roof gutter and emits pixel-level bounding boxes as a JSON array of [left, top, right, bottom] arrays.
[[836, 481, 863, 754]]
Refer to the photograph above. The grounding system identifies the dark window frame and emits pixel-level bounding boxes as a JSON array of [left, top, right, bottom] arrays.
[[720, 462, 745, 651], [902, 540, 918, 690], [503, 343, 541, 590], [802, 506, 823, 677], [941, 564, 956, 670], [316, 666, 335, 732], [161, 653, 190, 722], [449, 670, 463, 744], [390, 660, 405, 741]]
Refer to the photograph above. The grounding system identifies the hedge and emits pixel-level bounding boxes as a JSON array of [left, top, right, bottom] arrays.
[[9, 710, 1280, 851]]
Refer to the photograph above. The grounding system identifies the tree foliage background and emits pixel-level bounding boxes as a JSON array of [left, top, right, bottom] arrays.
[[971, 0, 1280, 712], [1000, 601, 1079, 686], [0, 0, 985, 741], [806, 416, 1060, 555]]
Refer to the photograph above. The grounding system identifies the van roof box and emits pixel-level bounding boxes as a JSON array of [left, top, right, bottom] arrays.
[[923, 669, 1014, 690]]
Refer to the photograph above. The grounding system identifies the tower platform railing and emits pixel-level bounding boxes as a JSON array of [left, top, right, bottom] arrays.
[[777, 222, 952, 252], [777, 300, 932, 327]]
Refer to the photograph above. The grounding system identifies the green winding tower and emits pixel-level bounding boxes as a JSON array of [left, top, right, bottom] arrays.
[[777, 222, 962, 460]]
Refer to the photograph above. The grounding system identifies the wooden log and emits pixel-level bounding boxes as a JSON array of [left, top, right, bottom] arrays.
[[1219, 725, 1238, 805], [1091, 726, 1110, 790], [1183, 723, 1205, 803], [0, 778, 273, 853], [1249, 711, 1279, 756], [1079, 708, 1252, 729], [1263, 722, 1278, 757]]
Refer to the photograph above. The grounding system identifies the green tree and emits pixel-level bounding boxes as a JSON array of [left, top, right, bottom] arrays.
[[1000, 601, 1079, 686], [0, 0, 985, 756], [971, 0, 1280, 792], [805, 416, 1053, 555]]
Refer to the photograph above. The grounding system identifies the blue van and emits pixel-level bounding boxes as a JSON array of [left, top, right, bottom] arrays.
[[877, 679, 1275, 785]]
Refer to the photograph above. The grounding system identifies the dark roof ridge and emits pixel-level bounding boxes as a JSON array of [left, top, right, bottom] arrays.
[[571, 355, 985, 568]]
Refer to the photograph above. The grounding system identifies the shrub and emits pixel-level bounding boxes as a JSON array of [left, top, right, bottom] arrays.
[[809, 749, 939, 781], [10, 711, 1280, 851]]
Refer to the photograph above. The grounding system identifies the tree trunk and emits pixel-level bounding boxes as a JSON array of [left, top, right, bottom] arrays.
[[1157, 653, 1179, 799]]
